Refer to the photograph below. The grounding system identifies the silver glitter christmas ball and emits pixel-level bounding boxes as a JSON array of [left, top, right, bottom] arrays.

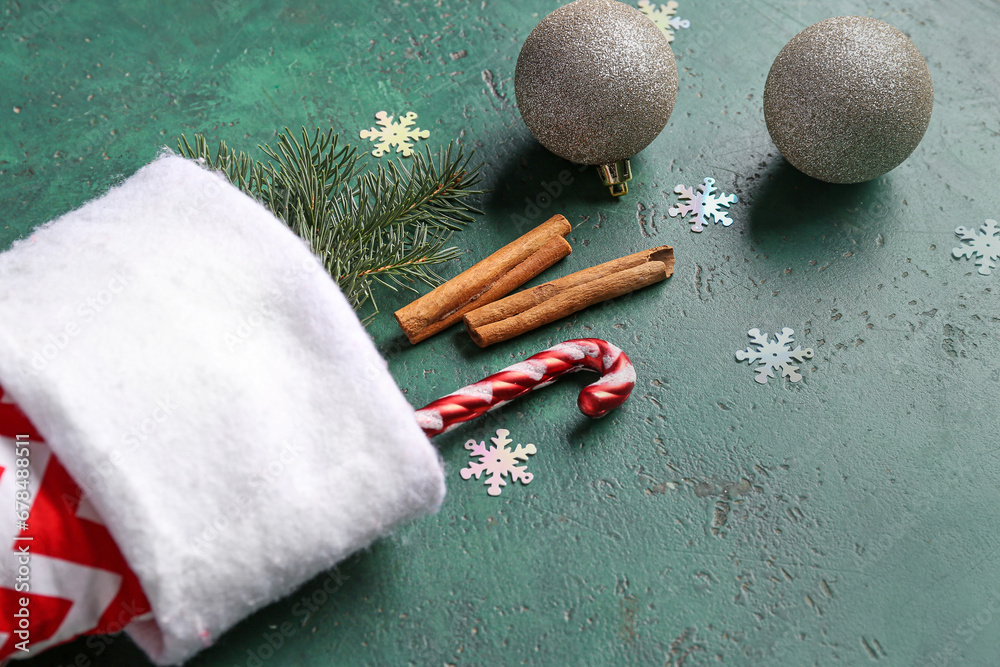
[[515, 0, 678, 168], [763, 16, 933, 184]]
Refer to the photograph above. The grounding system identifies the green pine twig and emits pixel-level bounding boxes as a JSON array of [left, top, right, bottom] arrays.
[[176, 127, 483, 322]]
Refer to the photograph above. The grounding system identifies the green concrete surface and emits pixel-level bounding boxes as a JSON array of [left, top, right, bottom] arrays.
[[3, 0, 1000, 665]]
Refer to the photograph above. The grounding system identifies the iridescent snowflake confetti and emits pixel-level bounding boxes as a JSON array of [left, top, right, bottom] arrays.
[[359, 111, 430, 157], [736, 328, 814, 385], [668, 177, 738, 233], [637, 0, 690, 43], [460, 428, 536, 497], [953, 219, 1000, 275]]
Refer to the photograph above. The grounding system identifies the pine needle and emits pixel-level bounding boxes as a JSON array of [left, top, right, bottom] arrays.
[[176, 127, 483, 322]]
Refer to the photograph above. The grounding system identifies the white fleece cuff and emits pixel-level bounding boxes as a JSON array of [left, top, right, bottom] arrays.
[[0, 155, 445, 665]]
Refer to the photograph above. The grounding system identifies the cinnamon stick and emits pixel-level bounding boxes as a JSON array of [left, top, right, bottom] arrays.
[[463, 245, 674, 347], [394, 215, 572, 344]]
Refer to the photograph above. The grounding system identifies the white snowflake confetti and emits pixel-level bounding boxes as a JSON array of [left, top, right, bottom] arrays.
[[359, 111, 430, 157], [637, 0, 690, 43], [953, 219, 1000, 275], [460, 428, 536, 497], [668, 177, 738, 233], [736, 328, 814, 385]]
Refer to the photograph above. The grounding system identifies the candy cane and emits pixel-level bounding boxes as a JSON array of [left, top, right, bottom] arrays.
[[415, 338, 635, 437]]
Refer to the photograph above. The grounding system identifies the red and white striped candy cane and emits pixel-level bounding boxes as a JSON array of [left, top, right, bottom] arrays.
[[415, 338, 635, 437]]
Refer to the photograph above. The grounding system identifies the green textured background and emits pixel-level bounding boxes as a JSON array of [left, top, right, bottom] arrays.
[[3, 0, 999, 665]]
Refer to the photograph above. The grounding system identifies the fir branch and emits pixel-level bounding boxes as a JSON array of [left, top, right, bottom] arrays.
[[176, 128, 483, 320]]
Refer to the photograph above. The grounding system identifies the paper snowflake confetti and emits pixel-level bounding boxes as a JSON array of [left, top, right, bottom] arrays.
[[460, 428, 536, 497], [736, 328, 814, 385], [359, 111, 430, 157], [637, 0, 690, 43], [953, 219, 1000, 275], [668, 177, 738, 233]]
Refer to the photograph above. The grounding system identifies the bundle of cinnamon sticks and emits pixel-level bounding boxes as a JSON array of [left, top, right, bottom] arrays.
[[394, 216, 573, 344], [394, 215, 674, 347]]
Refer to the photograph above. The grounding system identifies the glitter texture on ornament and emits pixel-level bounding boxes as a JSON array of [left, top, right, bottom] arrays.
[[636, 1, 690, 43], [953, 219, 1000, 275], [736, 328, 814, 385], [513, 0, 678, 195], [668, 177, 738, 232], [460, 428, 536, 497], [359, 111, 430, 157]]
